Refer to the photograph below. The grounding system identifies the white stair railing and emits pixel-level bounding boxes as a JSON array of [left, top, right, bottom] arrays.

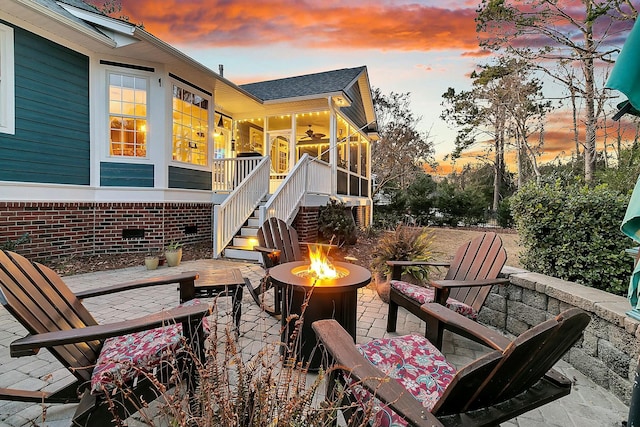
[[212, 157, 264, 192], [213, 156, 270, 258], [259, 154, 331, 226], [306, 157, 331, 194]]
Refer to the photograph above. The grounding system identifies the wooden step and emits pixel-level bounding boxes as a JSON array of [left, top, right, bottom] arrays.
[[223, 247, 261, 262]]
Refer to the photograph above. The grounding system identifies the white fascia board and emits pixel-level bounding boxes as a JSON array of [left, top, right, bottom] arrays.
[[357, 70, 376, 126], [57, 2, 135, 35], [57, 2, 139, 47], [13, 0, 116, 47]]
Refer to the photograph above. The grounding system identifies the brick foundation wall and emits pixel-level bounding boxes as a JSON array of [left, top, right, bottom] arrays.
[[353, 205, 371, 227], [293, 207, 320, 243], [0, 202, 212, 260]]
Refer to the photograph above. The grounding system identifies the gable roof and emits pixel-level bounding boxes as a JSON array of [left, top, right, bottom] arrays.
[[25, 0, 107, 37], [241, 67, 366, 102]]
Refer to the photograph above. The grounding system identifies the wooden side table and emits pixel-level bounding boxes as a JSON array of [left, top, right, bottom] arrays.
[[179, 268, 249, 336]]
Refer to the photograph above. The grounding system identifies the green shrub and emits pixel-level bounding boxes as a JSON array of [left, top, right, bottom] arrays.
[[497, 198, 514, 228], [318, 199, 357, 245], [434, 183, 487, 227], [0, 233, 30, 251], [511, 181, 631, 295]]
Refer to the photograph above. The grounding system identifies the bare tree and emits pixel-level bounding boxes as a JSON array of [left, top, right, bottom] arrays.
[[371, 89, 434, 199], [441, 58, 549, 207], [476, 0, 637, 183]]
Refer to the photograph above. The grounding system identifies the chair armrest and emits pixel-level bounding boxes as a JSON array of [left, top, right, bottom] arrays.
[[253, 246, 279, 255], [253, 246, 281, 268], [419, 303, 511, 351], [75, 272, 199, 299], [10, 303, 210, 357], [429, 277, 510, 289], [312, 319, 444, 427]]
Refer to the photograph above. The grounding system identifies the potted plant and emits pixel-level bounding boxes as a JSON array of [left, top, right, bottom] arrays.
[[165, 242, 183, 267], [144, 250, 160, 270], [370, 225, 434, 303]]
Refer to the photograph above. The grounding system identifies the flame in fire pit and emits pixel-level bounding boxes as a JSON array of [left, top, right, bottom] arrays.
[[308, 244, 337, 279], [290, 244, 349, 281]]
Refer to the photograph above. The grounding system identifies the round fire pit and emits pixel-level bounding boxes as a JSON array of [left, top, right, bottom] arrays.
[[268, 261, 371, 370]]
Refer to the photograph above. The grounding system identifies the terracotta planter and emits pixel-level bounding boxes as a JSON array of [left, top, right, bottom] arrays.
[[165, 248, 183, 267], [144, 256, 159, 270], [374, 272, 391, 304]]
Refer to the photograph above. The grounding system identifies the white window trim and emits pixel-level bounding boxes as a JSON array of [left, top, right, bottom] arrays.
[[0, 23, 15, 135], [107, 71, 149, 160]]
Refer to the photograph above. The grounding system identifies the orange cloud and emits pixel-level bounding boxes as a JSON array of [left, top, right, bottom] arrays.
[[431, 107, 640, 176], [461, 49, 492, 57], [112, 1, 479, 52]]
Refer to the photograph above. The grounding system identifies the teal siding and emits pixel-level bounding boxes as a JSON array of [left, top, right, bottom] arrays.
[[342, 84, 367, 129], [0, 22, 90, 185], [169, 166, 212, 190], [101, 163, 154, 187]]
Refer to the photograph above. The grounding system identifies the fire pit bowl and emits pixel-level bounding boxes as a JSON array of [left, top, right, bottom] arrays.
[[268, 261, 371, 370]]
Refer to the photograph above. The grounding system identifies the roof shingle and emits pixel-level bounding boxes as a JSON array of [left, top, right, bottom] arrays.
[[241, 66, 366, 101]]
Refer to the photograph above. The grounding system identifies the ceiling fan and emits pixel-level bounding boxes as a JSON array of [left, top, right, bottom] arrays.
[[304, 125, 326, 139]]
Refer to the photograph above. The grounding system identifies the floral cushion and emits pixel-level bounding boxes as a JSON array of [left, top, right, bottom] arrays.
[[352, 334, 456, 427], [91, 299, 210, 394], [391, 280, 477, 320]]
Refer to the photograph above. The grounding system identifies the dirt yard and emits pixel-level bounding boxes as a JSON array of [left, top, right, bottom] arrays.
[[45, 227, 523, 276], [428, 228, 522, 268], [342, 227, 523, 274]]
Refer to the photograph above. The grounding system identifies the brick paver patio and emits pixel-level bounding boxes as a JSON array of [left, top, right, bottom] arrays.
[[0, 258, 630, 426]]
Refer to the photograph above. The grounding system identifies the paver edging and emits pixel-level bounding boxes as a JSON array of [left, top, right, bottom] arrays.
[[485, 268, 640, 405]]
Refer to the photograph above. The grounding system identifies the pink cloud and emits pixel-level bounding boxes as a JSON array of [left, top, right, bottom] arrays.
[[109, 1, 480, 52]]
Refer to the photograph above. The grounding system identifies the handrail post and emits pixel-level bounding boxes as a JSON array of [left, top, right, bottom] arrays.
[[212, 204, 221, 258]]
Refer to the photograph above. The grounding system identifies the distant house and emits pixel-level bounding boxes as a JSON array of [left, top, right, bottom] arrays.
[[0, 0, 377, 260]]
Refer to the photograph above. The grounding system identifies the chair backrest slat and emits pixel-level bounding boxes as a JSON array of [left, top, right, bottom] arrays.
[[445, 232, 507, 312], [0, 251, 100, 382], [257, 217, 302, 263]]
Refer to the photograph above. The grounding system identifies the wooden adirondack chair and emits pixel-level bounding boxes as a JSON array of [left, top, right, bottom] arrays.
[[248, 217, 305, 315], [387, 231, 509, 348], [313, 303, 591, 427], [0, 250, 209, 427]]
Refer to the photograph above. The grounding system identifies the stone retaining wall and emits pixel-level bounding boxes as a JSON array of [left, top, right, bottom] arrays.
[[481, 266, 638, 404]]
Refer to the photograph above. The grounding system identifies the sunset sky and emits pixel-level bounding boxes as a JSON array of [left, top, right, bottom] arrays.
[[109, 0, 637, 175]]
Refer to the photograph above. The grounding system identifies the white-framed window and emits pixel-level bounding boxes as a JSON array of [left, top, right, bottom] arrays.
[[0, 23, 15, 135], [108, 73, 148, 157], [172, 84, 209, 166]]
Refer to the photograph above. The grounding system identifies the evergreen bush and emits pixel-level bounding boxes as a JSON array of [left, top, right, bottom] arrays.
[[318, 199, 357, 245], [511, 181, 631, 295]]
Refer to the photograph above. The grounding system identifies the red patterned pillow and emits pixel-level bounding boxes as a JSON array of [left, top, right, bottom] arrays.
[[351, 334, 456, 427], [391, 280, 477, 320], [91, 299, 210, 394]]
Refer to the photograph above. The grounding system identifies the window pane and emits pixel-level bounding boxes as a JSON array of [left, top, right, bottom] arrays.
[[171, 84, 209, 166], [108, 74, 148, 157], [122, 75, 135, 89], [134, 104, 146, 116]]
